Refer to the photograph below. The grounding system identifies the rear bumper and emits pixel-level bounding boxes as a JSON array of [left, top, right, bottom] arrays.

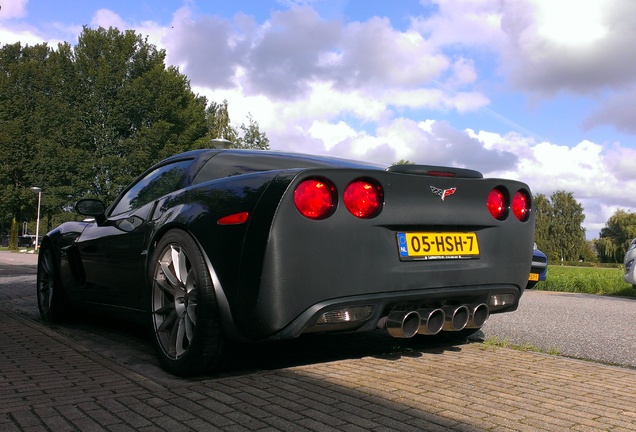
[[263, 285, 520, 341]]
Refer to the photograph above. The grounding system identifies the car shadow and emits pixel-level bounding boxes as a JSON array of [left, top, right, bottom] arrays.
[[52, 308, 473, 382]]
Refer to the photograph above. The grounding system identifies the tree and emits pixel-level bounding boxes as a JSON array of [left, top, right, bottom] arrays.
[[63, 27, 209, 203], [205, 100, 269, 150], [0, 42, 54, 249], [532, 194, 551, 255], [393, 160, 415, 165], [234, 113, 270, 150], [0, 27, 271, 244], [549, 191, 587, 261], [205, 100, 238, 143], [532, 191, 587, 262], [595, 210, 636, 263]]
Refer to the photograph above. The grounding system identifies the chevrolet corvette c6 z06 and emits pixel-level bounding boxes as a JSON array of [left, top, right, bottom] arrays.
[[37, 148, 535, 376]]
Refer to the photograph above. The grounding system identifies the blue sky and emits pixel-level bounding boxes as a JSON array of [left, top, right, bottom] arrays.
[[2, 0, 636, 239]]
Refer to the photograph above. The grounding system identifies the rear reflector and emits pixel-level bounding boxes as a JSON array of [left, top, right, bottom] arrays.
[[489, 294, 515, 308], [217, 212, 249, 225], [315, 306, 374, 325]]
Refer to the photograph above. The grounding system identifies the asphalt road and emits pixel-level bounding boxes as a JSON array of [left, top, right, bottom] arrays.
[[480, 288, 636, 368]]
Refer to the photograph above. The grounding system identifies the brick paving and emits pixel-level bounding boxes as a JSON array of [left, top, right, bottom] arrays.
[[1, 252, 636, 431]]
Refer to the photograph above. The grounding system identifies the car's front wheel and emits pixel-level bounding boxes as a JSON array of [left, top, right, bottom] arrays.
[[149, 230, 224, 376], [36, 245, 68, 323]]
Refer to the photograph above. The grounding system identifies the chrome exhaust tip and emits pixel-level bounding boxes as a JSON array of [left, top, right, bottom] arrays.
[[385, 310, 421, 338], [466, 303, 489, 329], [442, 305, 470, 331], [416, 308, 445, 335]]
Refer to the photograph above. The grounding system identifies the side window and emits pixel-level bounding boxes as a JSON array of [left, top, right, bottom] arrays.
[[110, 160, 191, 216]]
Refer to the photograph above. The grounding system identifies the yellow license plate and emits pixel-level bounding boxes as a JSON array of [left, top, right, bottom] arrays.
[[528, 273, 539, 281], [397, 232, 479, 259]]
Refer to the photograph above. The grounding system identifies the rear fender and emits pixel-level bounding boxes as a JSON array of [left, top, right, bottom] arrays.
[[144, 171, 290, 339]]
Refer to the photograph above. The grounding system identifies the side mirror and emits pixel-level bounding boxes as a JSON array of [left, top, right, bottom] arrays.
[[75, 199, 106, 225]]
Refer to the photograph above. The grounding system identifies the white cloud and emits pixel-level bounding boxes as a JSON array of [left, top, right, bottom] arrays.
[[499, 0, 636, 94], [164, 7, 241, 89], [583, 86, 636, 134], [471, 131, 636, 237], [604, 145, 636, 182], [308, 120, 357, 150], [0, 0, 46, 47], [412, 0, 506, 50], [0, 0, 28, 20], [533, 0, 608, 46], [0, 24, 46, 46], [91, 9, 126, 30]]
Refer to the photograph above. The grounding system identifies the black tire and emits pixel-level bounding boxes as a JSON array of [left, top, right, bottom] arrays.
[[149, 230, 224, 376], [36, 245, 68, 323], [526, 281, 537, 290]]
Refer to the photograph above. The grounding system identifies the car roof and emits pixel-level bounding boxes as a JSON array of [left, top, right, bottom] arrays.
[[163, 148, 387, 171]]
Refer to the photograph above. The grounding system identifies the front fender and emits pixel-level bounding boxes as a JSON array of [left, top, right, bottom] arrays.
[[42, 220, 93, 291]]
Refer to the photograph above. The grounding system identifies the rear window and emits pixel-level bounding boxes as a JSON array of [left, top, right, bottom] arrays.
[[110, 160, 191, 216], [192, 152, 333, 184], [192, 151, 384, 185]]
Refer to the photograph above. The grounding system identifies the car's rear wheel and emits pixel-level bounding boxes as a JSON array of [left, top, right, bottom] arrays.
[[150, 230, 224, 376], [36, 245, 68, 323]]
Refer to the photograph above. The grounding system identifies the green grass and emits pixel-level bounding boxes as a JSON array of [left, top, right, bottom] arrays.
[[482, 336, 561, 356], [536, 265, 635, 297]]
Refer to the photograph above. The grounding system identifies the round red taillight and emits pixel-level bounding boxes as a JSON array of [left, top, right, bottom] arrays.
[[294, 178, 336, 219], [512, 190, 531, 221], [487, 188, 507, 221], [343, 179, 383, 219]]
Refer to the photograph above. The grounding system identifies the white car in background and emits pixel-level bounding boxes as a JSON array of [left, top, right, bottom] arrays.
[[624, 238, 636, 288]]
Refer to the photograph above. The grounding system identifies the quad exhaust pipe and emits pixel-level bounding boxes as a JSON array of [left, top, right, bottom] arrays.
[[381, 303, 489, 338], [385, 310, 421, 338]]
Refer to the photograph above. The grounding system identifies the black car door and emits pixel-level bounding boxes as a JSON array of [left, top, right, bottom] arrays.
[[75, 159, 192, 309], [75, 203, 155, 308]]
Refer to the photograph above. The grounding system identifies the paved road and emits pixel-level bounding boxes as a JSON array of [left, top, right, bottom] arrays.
[[481, 289, 636, 368], [8, 250, 634, 369], [2, 250, 636, 431]]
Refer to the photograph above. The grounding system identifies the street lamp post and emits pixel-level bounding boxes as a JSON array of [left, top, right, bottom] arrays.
[[30, 187, 41, 252]]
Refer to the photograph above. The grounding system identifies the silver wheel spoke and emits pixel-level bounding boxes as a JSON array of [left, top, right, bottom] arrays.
[[152, 240, 199, 361], [154, 304, 173, 315], [186, 290, 197, 325], [185, 312, 195, 341], [186, 303, 197, 325], [160, 260, 180, 288], [174, 316, 186, 356], [157, 308, 177, 332]]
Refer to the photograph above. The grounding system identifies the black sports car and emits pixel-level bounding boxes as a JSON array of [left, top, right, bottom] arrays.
[[37, 148, 535, 376]]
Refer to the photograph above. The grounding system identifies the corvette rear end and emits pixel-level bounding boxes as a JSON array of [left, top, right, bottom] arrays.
[[229, 164, 534, 341]]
